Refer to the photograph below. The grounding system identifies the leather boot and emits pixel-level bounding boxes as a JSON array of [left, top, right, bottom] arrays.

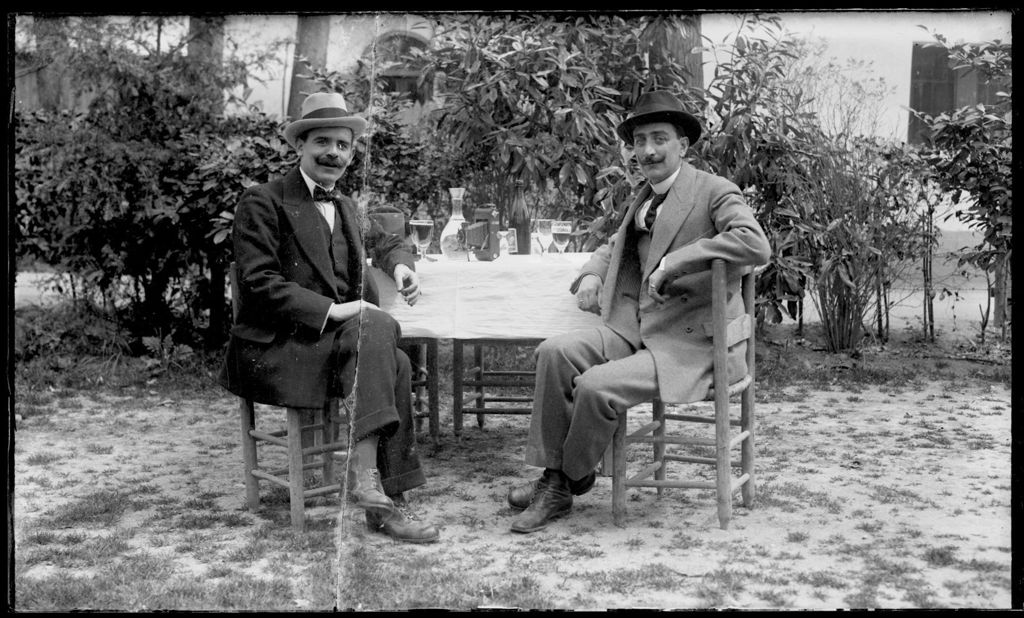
[[365, 494, 440, 544], [507, 469, 596, 510], [510, 469, 573, 533], [507, 475, 549, 510], [347, 462, 394, 515]]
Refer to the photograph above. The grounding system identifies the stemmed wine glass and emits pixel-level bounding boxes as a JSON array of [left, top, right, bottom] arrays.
[[534, 219, 554, 256], [410, 219, 435, 261], [551, 220, 573, 253]]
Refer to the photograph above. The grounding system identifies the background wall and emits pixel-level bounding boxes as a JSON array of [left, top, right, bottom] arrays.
[[701, 10, 1012, 142]]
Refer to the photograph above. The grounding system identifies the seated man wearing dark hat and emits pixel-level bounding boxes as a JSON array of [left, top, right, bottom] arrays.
[[507, 90, 772, 533], [219, 91, 439, 543]]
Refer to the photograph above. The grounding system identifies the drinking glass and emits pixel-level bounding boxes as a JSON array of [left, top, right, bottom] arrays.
[[551, 220, 573, 253], [410, 219, 435, 261], [534, 219, 554, 255]]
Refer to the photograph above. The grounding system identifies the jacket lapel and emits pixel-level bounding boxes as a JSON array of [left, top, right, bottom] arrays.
[[335, 196, 369, 299], [644, 163, 697, 280], [280, 167, 337, 291]]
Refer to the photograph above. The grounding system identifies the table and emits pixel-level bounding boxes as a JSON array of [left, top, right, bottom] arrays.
[[372, 253, 602, 437]]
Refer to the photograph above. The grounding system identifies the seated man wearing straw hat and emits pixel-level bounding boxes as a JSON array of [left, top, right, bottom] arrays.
[[219, 91, 439, 543]]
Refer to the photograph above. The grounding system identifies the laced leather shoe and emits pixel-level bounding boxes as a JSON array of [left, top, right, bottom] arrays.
[[510, 471, 573, 533], [365, 499, 440, 544], [507, 469, 596, 510], [348, 467, 394, 515]]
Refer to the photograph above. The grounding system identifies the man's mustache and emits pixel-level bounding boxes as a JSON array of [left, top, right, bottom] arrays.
[[640, 157, 662, 165], [316, 155, 345, 168]]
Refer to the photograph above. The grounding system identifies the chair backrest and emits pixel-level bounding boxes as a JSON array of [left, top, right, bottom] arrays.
[[710, 259, 756, 403], [369, 211, 407, 237]]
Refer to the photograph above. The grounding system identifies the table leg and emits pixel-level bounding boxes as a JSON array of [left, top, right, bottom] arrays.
[[427, 339, 439, 441], [453, 340, 464, 436], [409, 342, 426, 433]]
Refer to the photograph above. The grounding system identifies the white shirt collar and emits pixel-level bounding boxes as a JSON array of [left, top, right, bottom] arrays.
[[299, 168, 335, 201], [651, 165, 681, 195]]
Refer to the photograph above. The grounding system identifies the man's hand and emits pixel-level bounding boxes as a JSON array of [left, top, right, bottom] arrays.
[[328, 299, 380, 322], [647, 267, 669, 304], [394, 264, 420, 306], [575, 274, 602, 315]]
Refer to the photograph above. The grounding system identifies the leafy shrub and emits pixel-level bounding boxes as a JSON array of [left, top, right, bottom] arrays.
[[14, 17, 290, 349]]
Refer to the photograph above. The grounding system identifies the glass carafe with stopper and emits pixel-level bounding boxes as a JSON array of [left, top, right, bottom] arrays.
[[439, 187, 469, 260]]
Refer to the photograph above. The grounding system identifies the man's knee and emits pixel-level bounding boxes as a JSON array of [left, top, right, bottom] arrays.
[[535, 333, 576, 363], [361, 307, 401, 344]]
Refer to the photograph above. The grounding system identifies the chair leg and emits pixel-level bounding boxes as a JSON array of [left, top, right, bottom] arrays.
[[318, 403, 334, 487], [612, 412, 628, 527], [714, 399, 733, 531], [474, 344, 485, 429], [239, 398, 260, 512], [741, 385, 756, 508], [286, 408, 307, 532], [652, 399, 666, 496], [298, 408, 316, 469]]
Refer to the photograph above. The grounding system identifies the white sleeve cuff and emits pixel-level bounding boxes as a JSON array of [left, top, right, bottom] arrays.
[[319, 306, 333, 336]]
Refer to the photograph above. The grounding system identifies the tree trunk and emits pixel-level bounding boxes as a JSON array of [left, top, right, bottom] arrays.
[[993, 255, 1007, 333], [287, 15, 332, 120], [643, 14, 704, 90], [922, 210, 935, 342], [32, 15, 72, 112], [187, 15, 225, 115], [187, 16, 229, 347]]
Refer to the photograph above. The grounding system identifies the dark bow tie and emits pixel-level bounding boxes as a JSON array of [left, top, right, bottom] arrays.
[[313, 185, 342, 203]]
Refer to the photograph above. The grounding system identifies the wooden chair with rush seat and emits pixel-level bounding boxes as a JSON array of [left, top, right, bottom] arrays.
[[607, 258, 758, 530], [230, 264, 350, 532]]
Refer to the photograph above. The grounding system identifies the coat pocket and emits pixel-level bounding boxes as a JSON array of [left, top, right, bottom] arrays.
[[230, 323, 277, 344], [701, 314, 751, 347]]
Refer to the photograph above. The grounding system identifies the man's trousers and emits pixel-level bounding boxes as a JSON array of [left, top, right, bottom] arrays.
[[523, 325, 660, 481], [331, 307, 426, 496]]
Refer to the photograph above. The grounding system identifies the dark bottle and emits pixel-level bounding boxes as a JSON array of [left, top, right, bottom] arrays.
[[508, 180, 532, 254]]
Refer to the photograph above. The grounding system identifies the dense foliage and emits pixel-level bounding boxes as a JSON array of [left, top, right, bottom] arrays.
[[419, 13, 699, 246], [15, 14, 1004, 357], [15, 16, 290, 350]]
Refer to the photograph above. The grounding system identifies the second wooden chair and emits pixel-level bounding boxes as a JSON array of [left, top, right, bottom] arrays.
[[608, 258, 758, 530]]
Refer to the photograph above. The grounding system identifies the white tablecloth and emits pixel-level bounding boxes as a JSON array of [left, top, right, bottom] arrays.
[[372, 253, 603, 340]]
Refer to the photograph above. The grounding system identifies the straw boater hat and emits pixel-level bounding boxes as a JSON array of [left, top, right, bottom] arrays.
[[283, 92, 368, 147], [615, 90, 702, 146]]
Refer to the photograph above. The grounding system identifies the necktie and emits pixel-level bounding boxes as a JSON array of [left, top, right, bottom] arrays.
[[313, 185, 342, 203], [643, 191, 667, 231]]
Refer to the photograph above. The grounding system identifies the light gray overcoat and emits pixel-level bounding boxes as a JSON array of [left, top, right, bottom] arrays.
[[570, 161, 772, 403]]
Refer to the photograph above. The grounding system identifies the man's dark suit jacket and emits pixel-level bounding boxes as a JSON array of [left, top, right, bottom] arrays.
[[219, 166, 414, 408]]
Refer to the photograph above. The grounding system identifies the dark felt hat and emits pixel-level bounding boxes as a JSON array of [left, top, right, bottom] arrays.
[[615, 90, 702, 145]]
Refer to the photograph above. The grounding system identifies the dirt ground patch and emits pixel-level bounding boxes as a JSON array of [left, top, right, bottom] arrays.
[[12, 330, 1013, 609]]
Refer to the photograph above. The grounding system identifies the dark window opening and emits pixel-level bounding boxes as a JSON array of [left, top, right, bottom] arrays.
[[372, 33, 430, 104], [908, 42, 1002, 144]]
